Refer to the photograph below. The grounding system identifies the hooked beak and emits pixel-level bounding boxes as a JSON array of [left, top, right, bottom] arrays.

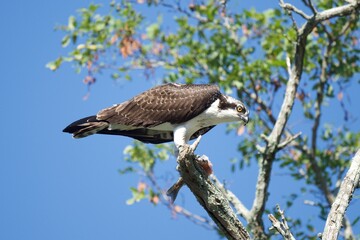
[[239, 108, 249, 125], [240, 115, 249, 125]]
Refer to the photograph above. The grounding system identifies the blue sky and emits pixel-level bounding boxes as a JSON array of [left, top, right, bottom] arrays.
[[1, 1, 359, 240]]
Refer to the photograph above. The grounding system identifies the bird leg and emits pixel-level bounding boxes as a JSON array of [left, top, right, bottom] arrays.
[[166, 154, 213, 203]]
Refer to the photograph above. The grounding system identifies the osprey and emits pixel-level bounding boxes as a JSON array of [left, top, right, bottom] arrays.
[[63, 83, 249, 148]]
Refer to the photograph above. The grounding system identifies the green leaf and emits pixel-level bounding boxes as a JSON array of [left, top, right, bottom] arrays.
[[88, 4, 100, 13], [118, 167, 135, 175], [146, 23, 160, 39], [326, 84, 334, 97], [126, 187, 146, 205], [352, 216, 360, 226], [46, 57, 63, 71], [68, 16, 77, 31], [61, 35, 71, 47], [111, 72, 120, 80]]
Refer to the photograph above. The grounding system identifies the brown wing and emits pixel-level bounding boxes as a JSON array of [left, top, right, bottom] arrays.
[[97, 83, 221, 127]]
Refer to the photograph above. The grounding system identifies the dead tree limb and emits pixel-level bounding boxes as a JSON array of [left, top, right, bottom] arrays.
[[268, 204, 296, 240], [176, 140, 250, 240], [322, 149, 360, 240]]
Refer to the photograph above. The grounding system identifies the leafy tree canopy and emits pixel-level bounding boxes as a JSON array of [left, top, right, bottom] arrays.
[[49, 0, 360, 239]]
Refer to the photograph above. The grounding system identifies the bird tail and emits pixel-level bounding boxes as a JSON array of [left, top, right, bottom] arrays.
[[63, 115, 109, 139]]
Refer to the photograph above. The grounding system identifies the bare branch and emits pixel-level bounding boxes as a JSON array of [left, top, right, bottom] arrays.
[[219, 0, 227, 16], [249, 29, 304, 239], [293, 142, 336, 203], [170, 204, 218, 230], [146, 171, 216, 230], [307, 0, 318, 14], [256, 144, 265, 154], [285, 55, 292, 77], [302, 0, 318, 14], [260, 134, 270, 143], [338, 19, 352, 37], [311, 27, 333, 160], [177, 144, 250, 240], [248, 2, 360, 239], [268, 205, 296, 240], [280, 0, 360, 35], [313, 2, 360, 24], [296, 15, 357, 236], [158, 0, 208, 23], [291, 141, 356, 240], [322, 149, 360, 239], [277, 132, 302, 150], [279, 0, 311, 20], [305, 27, 339, 205], [242, 89, 277, 124], [211, 175, 251, 222]]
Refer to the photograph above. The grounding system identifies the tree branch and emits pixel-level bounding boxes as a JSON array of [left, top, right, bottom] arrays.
[[322, 149, 360, 239], [211, 175, 251, 222], [170, 204, 218, 230], [279, 0, 311, 20], [301, 0, 318, 14], [249, 17, 304, 239], [277, 132, 302, 150], [280, 0, 360, 43], [306, 33, 337, 205], [268, 205, 296, 240], [311, 36, 331, 160], [248, 2, 360, 239], [313, 2, 360, 23], [146, 170, 217, 230], [177, 140, 250, 240]]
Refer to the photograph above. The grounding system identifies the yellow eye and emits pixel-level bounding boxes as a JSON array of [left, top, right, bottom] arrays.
[[236, 105, 243, 113]]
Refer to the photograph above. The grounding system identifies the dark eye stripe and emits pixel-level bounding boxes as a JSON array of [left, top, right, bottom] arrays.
[[218, 95, 237, 110], [219, 102, 237, 110]]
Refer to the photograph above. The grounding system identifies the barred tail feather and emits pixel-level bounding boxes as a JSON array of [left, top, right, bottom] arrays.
[[63, 115, 109, 139]]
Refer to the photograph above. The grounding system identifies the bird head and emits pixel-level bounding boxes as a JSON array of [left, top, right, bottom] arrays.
[[217, 95, 249, 125], [235, 101, 249, 125]]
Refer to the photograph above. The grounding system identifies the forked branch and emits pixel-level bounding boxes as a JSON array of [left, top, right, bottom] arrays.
[[268, 205, 296, 240]]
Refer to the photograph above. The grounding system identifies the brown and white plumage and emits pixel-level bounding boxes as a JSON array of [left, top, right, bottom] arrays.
[[63, 83, 249, 148]]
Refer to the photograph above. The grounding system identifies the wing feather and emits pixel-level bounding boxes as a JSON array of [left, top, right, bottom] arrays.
[[97, 83, 221, 127]]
